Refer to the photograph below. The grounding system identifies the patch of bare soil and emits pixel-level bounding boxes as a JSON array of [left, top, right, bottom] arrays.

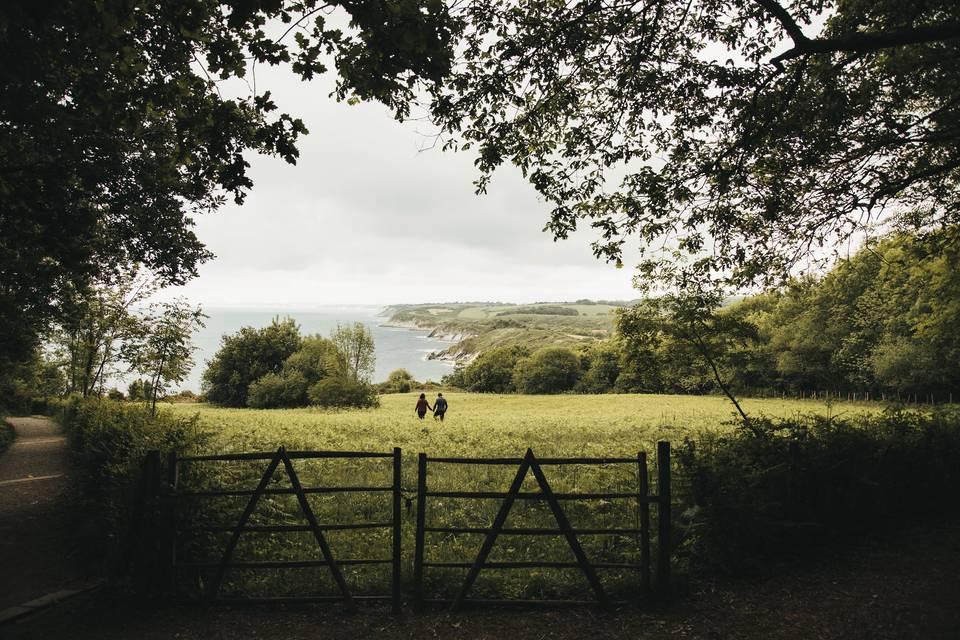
[[6, 521, 959, 639]]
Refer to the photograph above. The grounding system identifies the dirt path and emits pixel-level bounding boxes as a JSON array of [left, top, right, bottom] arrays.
[[5, 520, 959, 639], [0, 417, 88, 611]]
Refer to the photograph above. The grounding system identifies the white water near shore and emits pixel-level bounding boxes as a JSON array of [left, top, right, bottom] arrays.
[[175, 306, 455, 393]]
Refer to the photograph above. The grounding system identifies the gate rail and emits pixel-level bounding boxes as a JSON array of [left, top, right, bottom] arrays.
[[412, 442, 672, 610], [167, 446, 402, 612]]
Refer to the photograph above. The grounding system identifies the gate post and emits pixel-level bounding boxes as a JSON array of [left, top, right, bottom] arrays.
[[136, 449, 162, 594], [413, 453, 427, 612], [656, 441, 671, 599], [392, 447, 402, 614]]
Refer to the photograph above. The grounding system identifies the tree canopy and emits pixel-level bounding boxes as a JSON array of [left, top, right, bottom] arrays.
[[346, 0, 960, 291], [0, 0, 453, 367]]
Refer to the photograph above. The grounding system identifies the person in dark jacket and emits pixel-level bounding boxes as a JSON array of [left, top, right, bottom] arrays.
[[433, 393, 448, 421], [414, 393, 432, 420]]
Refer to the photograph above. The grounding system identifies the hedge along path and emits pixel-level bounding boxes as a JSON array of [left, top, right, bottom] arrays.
[[0, 417, 88, 614]]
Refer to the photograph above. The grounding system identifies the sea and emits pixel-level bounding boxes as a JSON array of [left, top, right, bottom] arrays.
[[174, 306, 455, 393]]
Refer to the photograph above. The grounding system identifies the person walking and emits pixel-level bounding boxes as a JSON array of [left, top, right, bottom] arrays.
[[414, 393, 433, 420], [433, 393, 448, 421]]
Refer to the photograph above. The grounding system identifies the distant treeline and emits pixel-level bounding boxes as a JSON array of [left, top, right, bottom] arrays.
[[445, 229, 960, 400]]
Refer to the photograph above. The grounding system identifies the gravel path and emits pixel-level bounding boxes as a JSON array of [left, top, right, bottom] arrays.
[[0, 417, 87, 611]]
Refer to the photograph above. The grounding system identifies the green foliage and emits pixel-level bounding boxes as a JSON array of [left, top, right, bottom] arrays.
[[127, 379, 153, 403], [577, 341, 622, 393], [307, 377, 379, 409], [362, 0, 960, 294], [0, 0, 452, 380], [0, 421, 13, 456], [202, 318, 302, 407], [246, 371, 309, 409], [283, 335, 340, 384], [676, 408, 960, 574], [512, 347, 581, 394], [328, 322, 376, 382], [462, 346, 530, 392], [56, 397, 208, 571], [496, 306, 579, 317], [379, 368, 416, 394]]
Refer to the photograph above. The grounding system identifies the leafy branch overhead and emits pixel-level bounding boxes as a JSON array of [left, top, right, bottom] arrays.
[[335, 0, 960, 291]]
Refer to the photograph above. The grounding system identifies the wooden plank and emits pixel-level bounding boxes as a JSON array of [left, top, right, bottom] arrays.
[[206, 449, 283, 600], [207, 595, 392, 605], [426, 490, 657, 501], [278, 448, 354, 611], [413, 453, 428, 612], [167, 450, 179, 597], [656, 441, 671, 599], [423, 561, 642, 569], [181, 522, 392, 534], [391, 447, 402, 614], [179, 450, 393, 462], [527, 453, 608, 606], [422, 598, 628, 608], [638, 451, 651, 598], [182, 559, 390, 569], [427, 456, 637, 465], [423, 526, 642, 535], [449, 452, 533, 611], [176, 486, 393, 497]]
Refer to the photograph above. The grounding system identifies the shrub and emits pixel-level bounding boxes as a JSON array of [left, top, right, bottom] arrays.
[[56, 397, 208, 572], [202, 318, 302, 407], [676, 408, 960, 575], [0, 421, 13, 455], [462, 346, 529, 392], [247, 371, 309, 408], [512, 347, 581, 394], [307, 377, 379, 408], [378, 368, 416, 394]]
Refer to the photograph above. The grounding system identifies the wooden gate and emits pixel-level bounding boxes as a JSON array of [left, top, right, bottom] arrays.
[[412, 442, 672, 610], [167, 446, 402, 611]]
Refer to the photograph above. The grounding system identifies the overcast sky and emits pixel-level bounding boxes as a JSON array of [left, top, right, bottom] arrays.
[[156, 54, 639, 309]]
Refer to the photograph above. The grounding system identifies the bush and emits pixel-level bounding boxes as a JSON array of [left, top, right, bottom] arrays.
[[202, 318, 302, 407], [462, 346, 529, 392], [247, 371, 309, 408], [512, 347, 581, 394], [56, 397, 208, 573], [0, 420, 13, 455], [378, 368, 416, 394], [676, 408, 960, 575], [307, 377, 379, 408]]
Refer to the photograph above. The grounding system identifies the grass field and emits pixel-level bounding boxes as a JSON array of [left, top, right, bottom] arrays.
[[167, 393, 883, 602]]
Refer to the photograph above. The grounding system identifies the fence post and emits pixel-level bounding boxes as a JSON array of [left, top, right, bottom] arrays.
[[656, 441, 671, 600], [638, 451, 651, 599], [392, 447, 402, 614], [166, 450, 179, 597], [137, 449, 162, 595], [413, 453, 428, 612]]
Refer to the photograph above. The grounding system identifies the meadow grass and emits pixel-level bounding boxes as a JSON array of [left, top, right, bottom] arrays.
[[167, 393, 882, 601]]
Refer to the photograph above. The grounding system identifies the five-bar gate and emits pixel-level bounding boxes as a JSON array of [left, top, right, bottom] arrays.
[[412, 442, 672, 610], [167, 446, 403, 612]]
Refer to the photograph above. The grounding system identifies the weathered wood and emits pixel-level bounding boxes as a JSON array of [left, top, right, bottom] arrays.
[[179, 450, 393, 462], [426, 490, 656, 501], [656, 441, 671, 599], [184, 559, 390, 569], [427, 456, 637, 465], [166, 450, 179, 597], [638, 451, 651, 598], [177, 486, 393, 497], [424, 561, 642, 569], [423, 526, 642, 535], [392, 447, 402, 614], [413, 453, 428, 612], [207, 449, 284, 600], [277, 447, 354, 611], [527, 452, 608, 606], [449, 451, 533, 611], [181, 522, 392, 534]]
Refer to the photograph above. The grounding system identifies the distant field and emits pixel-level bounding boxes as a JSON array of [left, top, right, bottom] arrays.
[[167, 393, 883, 601], [170, 392, 882, 458]]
